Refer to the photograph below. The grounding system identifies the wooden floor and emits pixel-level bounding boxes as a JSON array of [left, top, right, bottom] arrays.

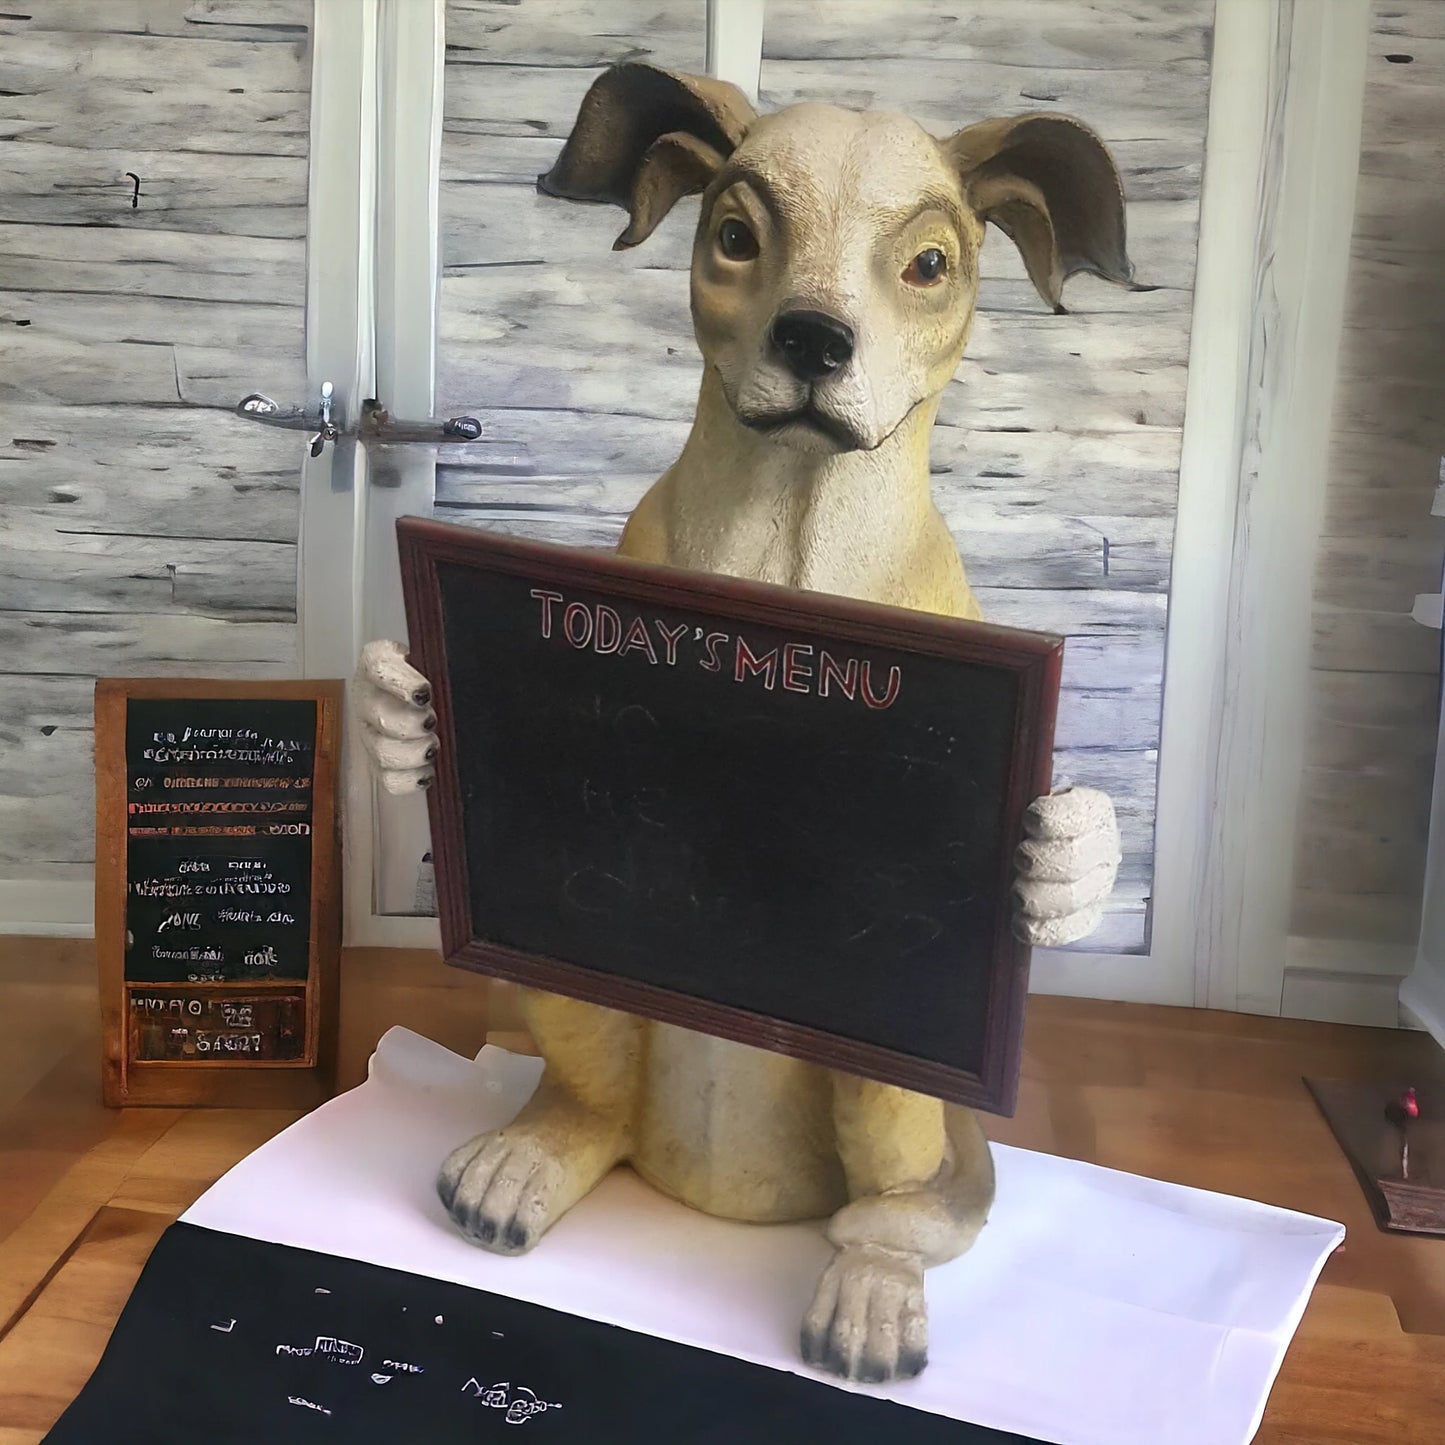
[[1, 940, 1443, 1443]]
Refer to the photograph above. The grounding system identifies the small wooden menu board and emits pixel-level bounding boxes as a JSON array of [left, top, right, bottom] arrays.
[[95, 679, 343, 1107]]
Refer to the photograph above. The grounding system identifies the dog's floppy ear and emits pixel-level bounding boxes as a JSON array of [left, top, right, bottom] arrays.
[[539, 62, 757, 250], [945, 114, 1133, 312]]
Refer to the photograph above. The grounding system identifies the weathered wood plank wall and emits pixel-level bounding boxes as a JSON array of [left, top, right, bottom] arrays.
[[433, 0, 1215, 953], [0, 0, 311, 889], [1285, 0, 1445, 1019]]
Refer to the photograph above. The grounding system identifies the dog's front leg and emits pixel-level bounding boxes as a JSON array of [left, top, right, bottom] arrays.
[[438, 988, 641, 1253], [802, 1079, 994, 1382], [352, 640, 640, 1254]]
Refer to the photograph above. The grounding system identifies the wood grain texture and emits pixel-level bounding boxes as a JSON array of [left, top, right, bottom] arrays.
[[1289, 1, 1445, 959], [432, 0, 1214, 955], [0, 0, 311, 885], [2, 967, 1444, 1442]]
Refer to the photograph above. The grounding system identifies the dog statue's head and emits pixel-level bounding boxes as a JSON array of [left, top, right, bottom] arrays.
[[540, 63, 1133, 456]]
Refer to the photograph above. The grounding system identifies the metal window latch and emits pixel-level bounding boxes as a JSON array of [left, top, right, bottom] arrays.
[[235, 384, 482, 454], [359, 399, 482, 444], [238, 382, 337, 457]]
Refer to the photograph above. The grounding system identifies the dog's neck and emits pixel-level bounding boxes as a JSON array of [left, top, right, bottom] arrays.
[[659, 368, 941, 599]]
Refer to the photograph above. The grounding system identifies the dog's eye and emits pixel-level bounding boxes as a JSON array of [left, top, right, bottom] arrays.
[[718, 218, 759, 261], [903, 248, 948, 286]]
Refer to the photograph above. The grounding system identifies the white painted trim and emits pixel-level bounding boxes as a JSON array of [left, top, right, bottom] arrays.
[[297, 0, 385, 950], [357, 911, 442, 950], [1146, 0, 1278, 1010], [0, 881, 93, 937], [1028, 947, 1189, 1005], [1284, 936, 1415, 980], [1197, 0, 1370, 1015], [1029, 0, 1280, 1007], [1034, 0, 1371, 1012], [1401, 614, 1445, 1051], [298, 0, 376, 680], [1281, 970, 1406, 1029], [1401, 969, 1445, 1052], [360, 0, 447, 932], [706, 0, 765, 102], [1276, 929, 1417, 1033]]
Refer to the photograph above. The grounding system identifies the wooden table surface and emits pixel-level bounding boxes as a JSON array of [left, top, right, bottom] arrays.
[[1, 938, 1443, 1443]]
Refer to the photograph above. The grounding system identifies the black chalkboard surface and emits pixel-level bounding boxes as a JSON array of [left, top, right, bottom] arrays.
[[124, 697, 316, 989], [399, 520, 1061, 1113], [95, 679, 343, 1108], [42, 1219, 1040, 1445], [45, 1223, 1046, 1444]]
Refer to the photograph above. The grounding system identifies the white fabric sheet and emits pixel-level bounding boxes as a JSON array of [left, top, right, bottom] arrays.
[[183, 1027, 1343, 1445]]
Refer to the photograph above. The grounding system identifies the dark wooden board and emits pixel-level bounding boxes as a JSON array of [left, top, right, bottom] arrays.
[[95, 678, 343, 1108], [398, 518, 1062, 1114], [1305, 1075, 1445, 1236]]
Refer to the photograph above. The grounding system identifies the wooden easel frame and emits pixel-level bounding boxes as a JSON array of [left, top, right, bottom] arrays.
[[95, 678, 344, 1108]]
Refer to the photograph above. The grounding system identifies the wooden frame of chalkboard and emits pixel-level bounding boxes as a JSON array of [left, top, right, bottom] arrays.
[[95, 678, 344, 1108], [399, 518, 1062, 1114]]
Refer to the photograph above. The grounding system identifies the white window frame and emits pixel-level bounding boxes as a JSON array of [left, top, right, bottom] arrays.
[[6, 0, 1380, 1028], [326, 0, 1377, 1014]]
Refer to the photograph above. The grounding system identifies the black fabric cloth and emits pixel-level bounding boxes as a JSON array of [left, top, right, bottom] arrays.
[[45, 1222, 1044, 1443]]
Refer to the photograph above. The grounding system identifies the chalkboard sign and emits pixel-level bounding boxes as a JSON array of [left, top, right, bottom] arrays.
[[95, 679, 343, 1107], [399, 520, 1062, 1113], [45, 1224, 1044, 1443]]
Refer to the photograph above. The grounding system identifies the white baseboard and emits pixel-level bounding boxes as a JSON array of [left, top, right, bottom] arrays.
[[1029, 946, 1194, 1007], [1277, 934, 1414, 1027], [1284, 936, 1415, 978], [0, 879, 94, 936], [1400, 967, 1445, 1053], [1280, 969, 1407, 1028]]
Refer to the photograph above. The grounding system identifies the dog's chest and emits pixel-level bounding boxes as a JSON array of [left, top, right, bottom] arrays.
[[632, 1024, 848, 1221], [674, 487, 900, 601]]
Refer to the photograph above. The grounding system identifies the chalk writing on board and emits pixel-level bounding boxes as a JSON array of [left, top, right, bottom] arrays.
[[130, 800, 309, 816], [287, 1396, 332, 1416], [529, 587, 902, 709], [275, 1335, 366, 1364], [129, 991, 305, 1061], [142, 734, 307, 766], [462, 1379, 563, 1425], [124, 697, 316, 987], [314, 1336, 364, 1365]]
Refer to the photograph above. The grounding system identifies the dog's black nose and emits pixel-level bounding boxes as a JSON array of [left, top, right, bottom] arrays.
[[769, 310, 855, 383]]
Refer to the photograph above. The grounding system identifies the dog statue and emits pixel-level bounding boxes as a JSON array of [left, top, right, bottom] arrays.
[[355, 63, 1129, 1384]]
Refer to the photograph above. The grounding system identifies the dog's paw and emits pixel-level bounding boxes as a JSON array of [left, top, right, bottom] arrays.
[[353, 639, 438, 795], [800, 1245, 928, 1384], [437, 1129, 573, 1256], [1012, 785, 1121, 947]]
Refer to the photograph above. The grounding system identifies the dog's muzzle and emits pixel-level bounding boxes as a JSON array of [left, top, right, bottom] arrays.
[[744, 404, 864, 453]]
